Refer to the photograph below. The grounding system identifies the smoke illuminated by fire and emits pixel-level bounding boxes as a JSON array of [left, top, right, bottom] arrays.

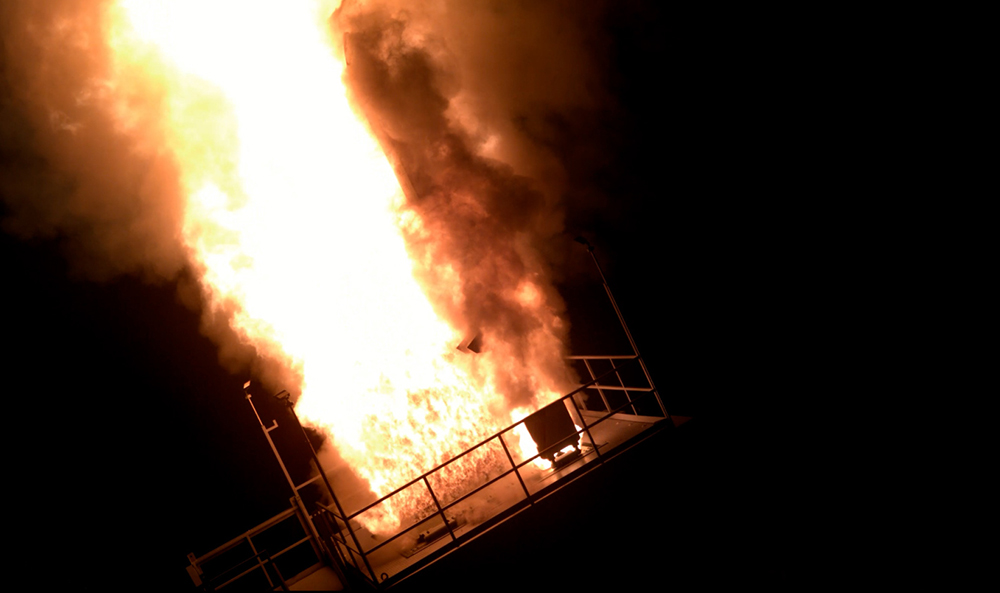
[[93, 0, 574, 532], [0, 0, 646, 537]]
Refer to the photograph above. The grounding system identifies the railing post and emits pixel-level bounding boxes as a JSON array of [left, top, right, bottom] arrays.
[[498, 433, 532, 503], [422, 476, 458, 543], [609, 358, 639, 415], [576, 238, 670, 422], [290, 495, 325, 565], [245, 535, 274, 589], [566, 394, 602, 463], [582, 358, 612, 413], [352, 525, 379, 585], [185, 553, 203, 588]]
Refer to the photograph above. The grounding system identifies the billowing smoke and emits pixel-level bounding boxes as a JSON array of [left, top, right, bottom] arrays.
[[333, 0, 618, 409], [2, 0, 641, 414], [1, 0, 186, 281], [0, 0, 300, 388]]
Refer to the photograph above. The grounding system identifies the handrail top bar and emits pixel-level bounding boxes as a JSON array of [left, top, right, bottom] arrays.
[[210, 537, 309, 591], [565, 355, 637, 360], [582, 385, 654, 391], [343, 387, 666, 559], [344, 360, 641, 520], [316, 501, 345, 521], [295, 475, 321, 490], [558, 358, 646, 403], [194, 506, 298, 564], [211, 557, 272, 590]]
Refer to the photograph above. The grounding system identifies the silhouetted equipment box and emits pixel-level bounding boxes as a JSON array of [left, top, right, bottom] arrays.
[[524, 400, 578, 462]]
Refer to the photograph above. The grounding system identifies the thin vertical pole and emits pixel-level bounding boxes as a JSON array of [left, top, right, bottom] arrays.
[[498, 433, 532, 502], [609, 358, 639, 415], [566, 394, 602, 463], [245, 387, 374, 585], [280, 396, 346, 527], [578, 240, 670, 420], [422, 476, 458, 543], [246, 393, 299, 495], [582, 358, 612, 414], [245, 535, 274, 589], [284, 402, 376, 586]]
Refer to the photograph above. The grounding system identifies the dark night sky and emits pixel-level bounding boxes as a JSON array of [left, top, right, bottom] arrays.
[[3, 3, 829, 589]]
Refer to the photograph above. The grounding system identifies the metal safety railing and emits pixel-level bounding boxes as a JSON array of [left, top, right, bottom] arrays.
[[189, 241, 670, 589], [311, 354, 668, 588], [567, 354, 668, 419], [188, 354, 668, 590], [185, 500, 323, 591]]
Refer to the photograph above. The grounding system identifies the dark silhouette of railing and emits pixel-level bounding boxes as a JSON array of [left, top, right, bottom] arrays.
[[313, 354, 668, 587]]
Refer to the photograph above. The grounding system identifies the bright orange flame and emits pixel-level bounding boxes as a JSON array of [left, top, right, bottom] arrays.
[[105, 0, 567, 533]]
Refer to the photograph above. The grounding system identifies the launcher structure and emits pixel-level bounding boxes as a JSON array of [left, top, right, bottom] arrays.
[[182, 34, 676, 590], [183, 243, 675, 591]]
